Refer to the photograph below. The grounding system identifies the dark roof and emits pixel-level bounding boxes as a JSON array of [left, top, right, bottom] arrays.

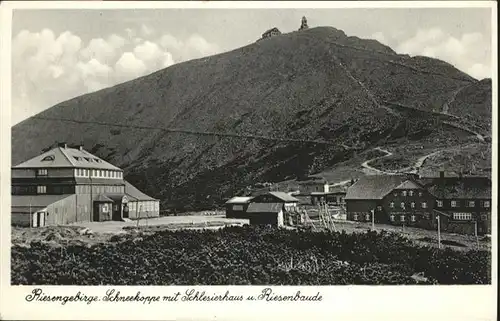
[[426, 177, 491, 199], [105, 193, 138, 202], [95, 195, 114, 202], [124, 181, 157, 201], [345, 175, 409, 200], [263, 27, 281, 34], [246, 202, 283, 214], [11, 194, 73, 207], [268, 191, 299, 202], [328, 186, 348, 194], [298, 180, 328, 186]]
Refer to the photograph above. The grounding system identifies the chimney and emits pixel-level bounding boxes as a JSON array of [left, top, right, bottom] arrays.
[[58, 142, 67, 149]]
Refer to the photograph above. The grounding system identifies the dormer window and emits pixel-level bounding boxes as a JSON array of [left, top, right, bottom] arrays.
[[73, 156, 80, 161], [41, 155, 55, 161], [84, 157, 90, 162]]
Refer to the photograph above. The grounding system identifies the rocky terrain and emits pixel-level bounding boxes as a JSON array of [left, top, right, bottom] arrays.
[[12, 26, 492, 211]]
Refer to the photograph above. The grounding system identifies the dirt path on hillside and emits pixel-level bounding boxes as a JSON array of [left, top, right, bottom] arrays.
[[442, 87, 464, 114], [361, 147, 393, 175], [361, 147, 444, 176]]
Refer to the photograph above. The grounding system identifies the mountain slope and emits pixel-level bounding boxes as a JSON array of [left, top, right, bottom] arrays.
[[12, 27, 491, 211]]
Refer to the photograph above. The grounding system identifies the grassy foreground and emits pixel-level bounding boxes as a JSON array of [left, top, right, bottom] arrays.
[[11, 225, 490, 285]]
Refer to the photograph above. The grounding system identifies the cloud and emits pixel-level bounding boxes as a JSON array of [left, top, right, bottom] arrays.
[[11, 27, 221, 124], [80, 38, 117, 64], [141, 24, 155, 37], [186, 34, 220, 57], [133, 41, 164, 62], [392, 28, 491, 80], [115, 52, 147, 81], [76, 58, 113, 91]]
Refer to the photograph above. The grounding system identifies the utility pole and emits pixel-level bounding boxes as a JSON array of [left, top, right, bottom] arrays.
[[475, 220, 479, 249], [437, 215, 441, 249], [371, 209, 375, 231]]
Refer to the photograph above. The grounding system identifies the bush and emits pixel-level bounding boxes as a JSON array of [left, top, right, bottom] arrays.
[[11, 226, 490, 285]]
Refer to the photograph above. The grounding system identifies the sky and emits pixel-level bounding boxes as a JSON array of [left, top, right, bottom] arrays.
[[11, 7, 493, 125]]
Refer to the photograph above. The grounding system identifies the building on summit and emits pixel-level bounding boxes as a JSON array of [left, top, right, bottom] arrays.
[[11, 143, 159, 227], [299, 16, 309, 30], [261, 27, 282, 40]]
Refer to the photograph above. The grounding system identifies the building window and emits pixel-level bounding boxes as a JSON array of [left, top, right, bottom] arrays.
[[393, 192, 398, 197], [410, 202, 415, 208], [400, 202, 405, 209], [484, 201, 490, 208], [421, 202, 427, 209], [418, 192, 423, 197], [390, 215, 395, 221], [453, 213, 472, 220], [437, 200, 443, 207], [353, 214, 358, 221], [365, 214, 370, 221], [37, 186, 46, 194], [451, 200, 458, 208], [390, 202, 394, 208], [411, 215, 416, 222], [376, 205, 382, 211], [92, 170, 96, 177], [233, 205, 244, 211], [408, 191, 414, 197], [37, 169, 48, 176], [42, 155, 55, 161], [400, 215, 405, 222], [402, 191, 407, 197], [468, 201, 475, 208]]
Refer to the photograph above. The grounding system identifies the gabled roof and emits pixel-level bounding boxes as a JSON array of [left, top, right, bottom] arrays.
[[105, 193, 137, 202], [95, 195, 115, 202], [345, 175, 409, 200], [328, 186, 349, 194], [394, 180, 422, 190], [124, 181, 157, 201], [268, 191, 299, 202], [13, 146, 121, 170], [298, 179, 328, 186], [263, 27, 281, 34], [226, 196, 253, 204], [246, 202, 283, 214], [426, 177, 491, 199]]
